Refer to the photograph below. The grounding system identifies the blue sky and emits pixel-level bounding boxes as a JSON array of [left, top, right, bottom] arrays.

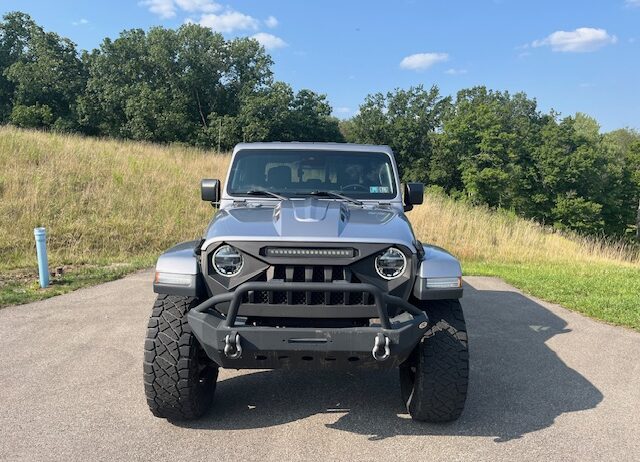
[[2, 0, 639, 131]]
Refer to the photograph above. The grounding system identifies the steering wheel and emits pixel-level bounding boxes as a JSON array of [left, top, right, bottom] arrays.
[[341, 183, 368, 191]]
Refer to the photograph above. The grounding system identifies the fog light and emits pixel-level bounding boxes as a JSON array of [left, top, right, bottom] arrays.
[[155, 272, 194, 286], [425, 277, 462, 289]]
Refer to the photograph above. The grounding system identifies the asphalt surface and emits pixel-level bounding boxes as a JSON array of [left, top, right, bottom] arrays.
[[1, 271, 639, 461]]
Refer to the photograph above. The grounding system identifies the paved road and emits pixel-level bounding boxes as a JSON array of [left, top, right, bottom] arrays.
[[1, 271, 639, 461]]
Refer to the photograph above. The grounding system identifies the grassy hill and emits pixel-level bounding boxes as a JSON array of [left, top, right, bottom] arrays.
[[1, 126, 639, 329]]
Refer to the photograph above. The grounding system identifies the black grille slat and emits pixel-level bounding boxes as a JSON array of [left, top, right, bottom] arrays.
[[285, 266, 294, 304], [305, 267, 313, 305], [342, 267, 350, 305], [323, 266, 332, 304]]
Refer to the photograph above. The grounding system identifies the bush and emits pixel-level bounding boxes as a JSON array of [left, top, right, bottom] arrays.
[[10, 104, 54, 128]]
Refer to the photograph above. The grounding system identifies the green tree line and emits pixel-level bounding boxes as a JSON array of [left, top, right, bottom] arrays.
[[1, 12, 639, 239], [342, 86, 640, 238], [0, 12, 341, 146]]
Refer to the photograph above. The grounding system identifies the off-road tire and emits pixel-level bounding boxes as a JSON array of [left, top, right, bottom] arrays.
[[143, 294, 218, 420], [399, 299, 468, 422]]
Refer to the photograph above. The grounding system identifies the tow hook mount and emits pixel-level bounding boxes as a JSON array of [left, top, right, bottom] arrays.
[[372, 333, 390, 361], [224, 331, 242, 359]]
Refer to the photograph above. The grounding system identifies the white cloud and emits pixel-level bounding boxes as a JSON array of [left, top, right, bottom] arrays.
[[175, 0, 220, 13], [142, 0, 221, 19], [140, 0, 176, 19], [142, 1, 283, 43], [199, 11, 259, 33], [532, 27, 617, 52], [72, 18, 89, 26], [445, 68, 467, 75], [265, 16, 279, 28], [251, 32, 288, 50], [334, 107, 351, 114], [400, 52, 448, 71], [625, 0, 640, 7]]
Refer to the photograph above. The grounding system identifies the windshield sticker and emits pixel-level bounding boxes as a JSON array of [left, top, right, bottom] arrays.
[[370, 186, 390, 193]]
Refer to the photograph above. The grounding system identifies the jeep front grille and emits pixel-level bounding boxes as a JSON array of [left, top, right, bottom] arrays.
[[245, 265, 372, 306]]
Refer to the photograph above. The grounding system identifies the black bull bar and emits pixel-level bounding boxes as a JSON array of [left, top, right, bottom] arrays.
[[187, 281, 429, 369]]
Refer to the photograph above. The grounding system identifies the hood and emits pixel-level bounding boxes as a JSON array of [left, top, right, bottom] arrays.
[[202, 198, 417, 251]]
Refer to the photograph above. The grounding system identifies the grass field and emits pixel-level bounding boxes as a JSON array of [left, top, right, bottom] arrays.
[[0, 126, 226, 306], [413, 194, 640, 329], [1, 126, 638, 329]]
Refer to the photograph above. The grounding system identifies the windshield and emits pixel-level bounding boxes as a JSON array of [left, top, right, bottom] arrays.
[[227, 150, 397, 200]]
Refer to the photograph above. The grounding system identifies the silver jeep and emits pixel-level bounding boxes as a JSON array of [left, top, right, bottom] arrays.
[[144, 143, 468, 422]]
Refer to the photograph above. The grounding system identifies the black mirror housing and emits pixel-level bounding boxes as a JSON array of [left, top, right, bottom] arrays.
[[201, 179, 220, 204], [404, 182, 424, 211]]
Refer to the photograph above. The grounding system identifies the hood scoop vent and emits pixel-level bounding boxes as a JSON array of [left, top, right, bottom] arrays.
[[273, 199, 349, 237], [291, 197, 329, 222]]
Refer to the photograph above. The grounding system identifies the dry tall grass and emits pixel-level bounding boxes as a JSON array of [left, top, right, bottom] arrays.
[[1, 126, 638, 271], [0, 126, 228, 269], [412, 194, 640, 266]]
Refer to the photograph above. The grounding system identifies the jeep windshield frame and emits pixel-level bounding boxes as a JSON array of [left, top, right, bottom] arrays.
[[226, 149, 398, 201]]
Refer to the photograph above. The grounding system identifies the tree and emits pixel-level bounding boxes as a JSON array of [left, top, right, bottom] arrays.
[[631, 141, 640, 240], [1, 12, 85, 128], [289, 89, 343, 142], [346, 85, 450, 181], [533, 114, 635, 235], [78, 24, 274, 143], [238, 82, 342, 144], [239, 81, 295, 142], [0, 12, 33, 122], [604, 129, 640, 239], [436, 87, 546, 214], [551, 194, 603, 234]]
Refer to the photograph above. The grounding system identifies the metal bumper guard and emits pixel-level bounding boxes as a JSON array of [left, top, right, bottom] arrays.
[[187, 281, 429, 369]]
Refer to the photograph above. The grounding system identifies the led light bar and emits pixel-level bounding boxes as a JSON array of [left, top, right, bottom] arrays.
[[425, 277, 462, 289], [155, 272, 194, 286], [265, 247, 354, 258]]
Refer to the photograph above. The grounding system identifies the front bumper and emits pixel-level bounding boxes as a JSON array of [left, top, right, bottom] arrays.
[[187, 281, 429, 369]]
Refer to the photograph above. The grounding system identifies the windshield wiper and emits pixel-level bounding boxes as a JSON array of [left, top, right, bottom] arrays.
[[303, 190, 363, 205], [245, 189, 287, 200]]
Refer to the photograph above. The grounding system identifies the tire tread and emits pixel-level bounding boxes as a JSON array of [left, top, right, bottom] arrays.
[[143, 294, 217, 420], [401, 299, 469, 422]]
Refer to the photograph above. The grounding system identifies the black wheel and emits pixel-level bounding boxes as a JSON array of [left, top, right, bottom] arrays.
[[399, 299, 469, 422], [143, 294, 218, 420]]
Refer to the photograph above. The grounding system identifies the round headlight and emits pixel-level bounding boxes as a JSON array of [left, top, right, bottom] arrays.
[[212, 245, 243, 276], [375, 247, 407, 280]]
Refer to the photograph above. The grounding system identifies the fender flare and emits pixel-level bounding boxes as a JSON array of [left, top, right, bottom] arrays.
[[413, 245, 463, 300], [153, 240, 205, 297]]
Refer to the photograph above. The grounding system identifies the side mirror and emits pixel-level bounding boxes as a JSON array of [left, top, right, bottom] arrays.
[[201, 179, 220, 204], [403, 182, 424, 211]]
